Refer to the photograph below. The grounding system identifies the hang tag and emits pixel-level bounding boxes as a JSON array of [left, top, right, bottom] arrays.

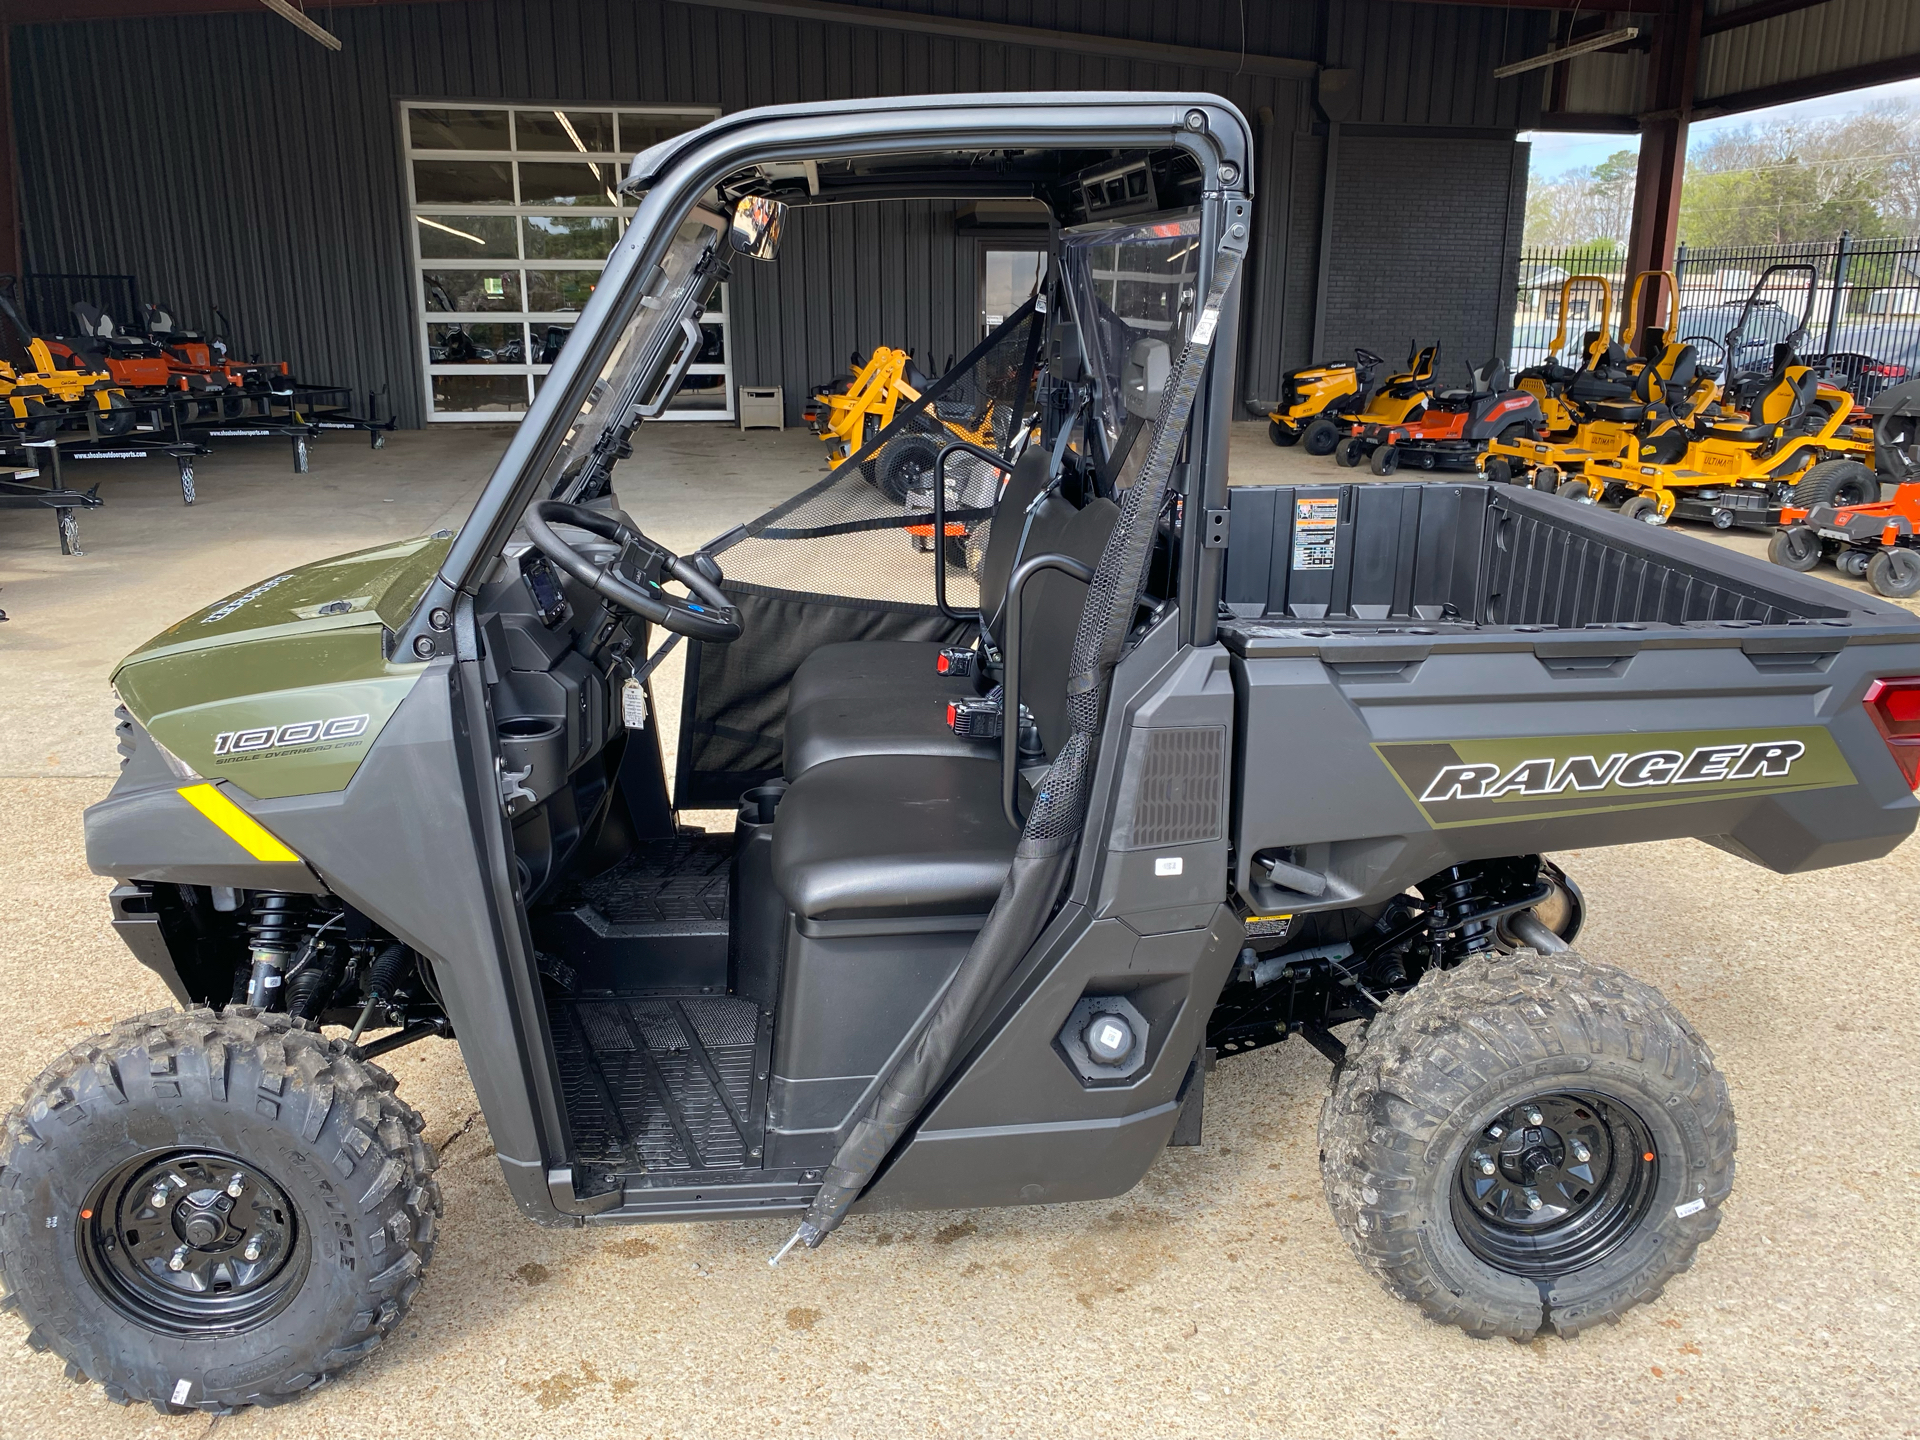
[[621, 677, 649, 730]]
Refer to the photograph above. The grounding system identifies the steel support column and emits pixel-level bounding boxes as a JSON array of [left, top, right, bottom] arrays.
[[1625, 0, 1704, 335]]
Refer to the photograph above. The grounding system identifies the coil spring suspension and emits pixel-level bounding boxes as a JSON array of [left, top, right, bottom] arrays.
[[1423, 863, 1523, 968], [245, 893, 309, 1008]]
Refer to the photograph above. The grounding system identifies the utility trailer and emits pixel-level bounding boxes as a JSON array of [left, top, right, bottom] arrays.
[[6, 92, 1920, 1417]]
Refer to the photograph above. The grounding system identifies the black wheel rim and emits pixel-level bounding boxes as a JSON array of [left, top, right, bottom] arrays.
[[1450, 1091, 1659, 1278], [79, 1149, 308, 1335]]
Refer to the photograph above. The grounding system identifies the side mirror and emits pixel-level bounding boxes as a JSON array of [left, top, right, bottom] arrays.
[[730, 195, 787, 261], [1122, 337, 1170, 419]]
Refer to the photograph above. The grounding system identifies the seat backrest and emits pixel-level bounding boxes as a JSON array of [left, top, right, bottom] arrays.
[[1012, 495, 1121, 758], [72, 301, 111, 338], [1755, 344, 1807, 426], [975, 446, 1056, 629]]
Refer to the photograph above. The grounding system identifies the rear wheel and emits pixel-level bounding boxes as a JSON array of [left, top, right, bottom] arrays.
[[1302, 418, 1341, 456], [1320, 950, 1734, 1340], [1619, 494, 1663, 524], [1868, 547, 1920, 598], [1791, 457, 1877, 511], [1768, 525, 1824, 572], [0, 1009, 439, 1415], [1334, 437, 1363, 468], [1269, 418, 1298, 446], [1370, 444, 1401, 476]]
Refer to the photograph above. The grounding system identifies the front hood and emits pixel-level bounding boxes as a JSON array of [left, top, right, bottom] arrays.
[[118, 533, 452, 668], [110, 535, 451, 800]]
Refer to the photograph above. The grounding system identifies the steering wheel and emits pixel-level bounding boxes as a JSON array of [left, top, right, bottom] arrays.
[[522, 500, 742, 643]]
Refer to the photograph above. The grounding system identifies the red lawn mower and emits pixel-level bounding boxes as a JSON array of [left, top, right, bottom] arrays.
[[1335, 357, 1544, 475]]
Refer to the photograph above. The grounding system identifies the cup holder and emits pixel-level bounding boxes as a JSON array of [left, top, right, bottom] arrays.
[[497, 716, 566, 808]]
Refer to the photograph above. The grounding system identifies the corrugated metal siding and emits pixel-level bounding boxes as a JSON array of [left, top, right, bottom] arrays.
[[1558, 50, 1648, 118], [1326, 1, 1549, 129], [1698, 0, 1920, 106], [13, 0, 1532, 426]]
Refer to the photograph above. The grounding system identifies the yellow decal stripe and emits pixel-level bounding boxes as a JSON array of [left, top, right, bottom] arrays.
[[177, 784, 301, 864]]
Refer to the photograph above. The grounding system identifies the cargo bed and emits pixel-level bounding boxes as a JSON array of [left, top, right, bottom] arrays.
[[1219, 483, 1920, 912]]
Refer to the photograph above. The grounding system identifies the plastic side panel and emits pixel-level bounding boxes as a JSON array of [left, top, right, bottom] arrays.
[[259, 664, 554, 1187], [1230, 637, 1920, 909], [862, 907, 1241, 1213]]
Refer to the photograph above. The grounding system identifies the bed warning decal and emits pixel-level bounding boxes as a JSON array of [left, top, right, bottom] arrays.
[[1291, 496, 1338, 571], [1374, 726, 1855, 828]]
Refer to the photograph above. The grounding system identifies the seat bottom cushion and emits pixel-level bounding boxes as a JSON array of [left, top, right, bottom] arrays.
[[771, 754, 1017, 923], [784, 641, 988, 778]]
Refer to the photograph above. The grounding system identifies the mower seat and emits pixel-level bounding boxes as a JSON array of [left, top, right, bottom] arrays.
[[772, 753, 1017, 922], [783, 491, 1118, 778], [1707, 344, 1815, 441]]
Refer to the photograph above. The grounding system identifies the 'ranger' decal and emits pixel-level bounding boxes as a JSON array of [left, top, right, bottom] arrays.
[[1376, 727, 1854, 828]]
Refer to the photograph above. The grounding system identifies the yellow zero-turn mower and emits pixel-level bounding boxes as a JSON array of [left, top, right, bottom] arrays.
[[1488, 272, 1723, 492], [1331, 343, 1439, 467], [809, 345, 1001, 503], [1267, 346, 1385, 455], [0, 279, 136, 439], [1570, 343, 1872, 529]]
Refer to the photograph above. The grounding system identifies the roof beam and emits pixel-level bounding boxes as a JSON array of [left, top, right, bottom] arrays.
[[1696, 49, 1920, 117], [1700, 0, 1831, 37], [673, 0, 1319, 79]]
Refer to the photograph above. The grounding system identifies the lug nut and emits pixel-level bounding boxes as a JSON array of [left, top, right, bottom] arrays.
[[1523, 1106, 1544, 1126], [168, 1244, 190, 1272], [1474, 1153, 1497, 1176], [242, 1236, 263, 1262], [1523, 1188, 1544, 1212], [149, 1186, 170, 1210], [1571, 1139, 1591, 1164], [226, 1174, 246, 1199]]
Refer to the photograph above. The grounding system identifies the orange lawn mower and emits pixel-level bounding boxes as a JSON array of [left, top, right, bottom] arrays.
[[1768, 379, 1920, 596], [0, 279, 136, 439], [1336, 357, 1546, 476], [49, 302, 240, 419]]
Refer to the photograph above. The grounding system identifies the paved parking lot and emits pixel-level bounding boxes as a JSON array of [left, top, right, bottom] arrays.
[[1, 424, 1916, 1438]]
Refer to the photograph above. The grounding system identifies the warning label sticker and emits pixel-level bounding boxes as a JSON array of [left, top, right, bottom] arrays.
[[1291, 497, 1339, 570]]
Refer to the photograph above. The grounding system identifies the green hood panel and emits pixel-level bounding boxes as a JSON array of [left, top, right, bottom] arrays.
[[112, 535, 449, 799]]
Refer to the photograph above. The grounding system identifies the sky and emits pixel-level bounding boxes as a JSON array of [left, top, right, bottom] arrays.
[[1519, 75, 1920, 183]]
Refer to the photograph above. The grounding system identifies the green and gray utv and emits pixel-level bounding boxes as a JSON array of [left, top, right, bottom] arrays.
[[7, 93, 1920, 1415]]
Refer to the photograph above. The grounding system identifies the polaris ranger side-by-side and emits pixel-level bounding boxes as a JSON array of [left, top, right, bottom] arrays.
[[7, 94, 1920, 1415]]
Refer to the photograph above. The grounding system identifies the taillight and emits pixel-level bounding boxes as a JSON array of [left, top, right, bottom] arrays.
[[1869, 363, 1909, 379], [1865, 678, 1920, 789]]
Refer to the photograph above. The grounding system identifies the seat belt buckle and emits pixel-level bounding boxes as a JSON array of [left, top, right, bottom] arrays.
[[947, 692, 1004, 739], [935, 646, 977, 678]]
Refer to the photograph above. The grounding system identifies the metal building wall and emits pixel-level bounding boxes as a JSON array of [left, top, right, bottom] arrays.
[[13, 0, 1538, 427]]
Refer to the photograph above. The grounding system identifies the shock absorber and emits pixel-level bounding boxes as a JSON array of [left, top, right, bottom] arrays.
[[1422, 864, 1508, 968], [245, 893, 308, 1010]]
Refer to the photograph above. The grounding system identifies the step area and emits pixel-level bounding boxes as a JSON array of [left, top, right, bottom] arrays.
[[532, 831, 733, 992]]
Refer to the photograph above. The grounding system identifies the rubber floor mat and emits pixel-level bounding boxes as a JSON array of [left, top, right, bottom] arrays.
[[557, 832, 732, 926], [550, 993, 767, 1173]]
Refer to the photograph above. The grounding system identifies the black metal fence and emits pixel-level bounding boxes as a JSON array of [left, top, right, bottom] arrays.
[[1514, 235, 1920, 402]]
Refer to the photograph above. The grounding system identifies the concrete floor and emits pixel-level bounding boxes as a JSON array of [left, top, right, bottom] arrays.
[[2, 422, 1918, 1438]]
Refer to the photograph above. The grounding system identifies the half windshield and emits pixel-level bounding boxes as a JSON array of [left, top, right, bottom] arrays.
[[1060, 210, 1201, 451], [543, 207, 726, 498]]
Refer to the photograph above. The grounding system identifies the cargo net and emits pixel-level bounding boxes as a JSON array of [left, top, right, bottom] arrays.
[[708, 299, 1045, 609]]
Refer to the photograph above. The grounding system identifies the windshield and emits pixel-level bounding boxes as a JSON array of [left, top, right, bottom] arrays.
[[543, 207, 726, 499], [1060, 210, 1201, 449]]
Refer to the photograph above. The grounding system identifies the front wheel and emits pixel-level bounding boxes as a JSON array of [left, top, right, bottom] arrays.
[[1768, 525, 1824, 572], [1619, 493, 1664, 524], [1268, 418, 1298, 446], [1559, 477, 1598, 505], [1483, 456, 1512, 485], [1370, 444, 1401, 476], [1334, 436, 1363, 468], [1532, 464, 1562, 495], [1302, 418, 1341, 456], [1320, 951, 1735, 1340], [0, 1009, 440, 1415], [1868, 546, 1920, 598]]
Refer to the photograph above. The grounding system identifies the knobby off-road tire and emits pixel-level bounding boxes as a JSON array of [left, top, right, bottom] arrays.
[[1319, 951, 1735, 1340], [0, 1008, 440, 1415]]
